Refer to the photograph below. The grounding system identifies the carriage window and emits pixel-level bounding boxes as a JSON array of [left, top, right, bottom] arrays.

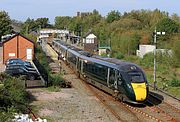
[[128, 72, 144, 83]]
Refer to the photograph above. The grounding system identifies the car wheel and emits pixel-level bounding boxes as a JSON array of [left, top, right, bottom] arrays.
[[29, 75, 35, 80]]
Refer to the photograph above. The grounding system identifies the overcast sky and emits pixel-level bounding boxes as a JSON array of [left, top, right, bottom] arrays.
[[0, 0, 179, 23]]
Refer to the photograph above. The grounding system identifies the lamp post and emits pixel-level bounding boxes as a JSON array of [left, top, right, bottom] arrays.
[[153, 28, 165, 90]]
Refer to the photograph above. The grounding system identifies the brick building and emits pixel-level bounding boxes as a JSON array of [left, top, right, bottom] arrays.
[[83, 33, 98, 53], [3, 33, 34, 63]]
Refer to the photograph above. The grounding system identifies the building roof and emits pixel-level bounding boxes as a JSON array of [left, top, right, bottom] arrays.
[[3, 33, 35, 44], [86, 33, 97, 39], [83, 30, 93, 38]]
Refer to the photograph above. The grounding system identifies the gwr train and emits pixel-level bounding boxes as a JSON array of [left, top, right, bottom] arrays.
[[52, 40, 149, 104]]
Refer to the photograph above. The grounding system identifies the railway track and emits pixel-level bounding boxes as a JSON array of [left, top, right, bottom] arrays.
[[123, 92, 180, 122], [81, 79, 141, 122], [143, 92, 180, 122]]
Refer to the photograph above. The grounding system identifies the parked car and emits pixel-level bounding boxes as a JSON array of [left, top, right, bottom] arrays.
[[6, 58, 34, 68], [9, 63, 36, 72], [5, 64, 40, 80], [5, 58, 23, 65]]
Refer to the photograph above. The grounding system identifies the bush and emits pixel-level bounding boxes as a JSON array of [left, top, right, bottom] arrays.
[[48, 73, 66, 87], [113, 52, 124, 59], [170, 78, 180, 87], [34, 44, 70, 88], [116, 52, 124, 59], [140, 53, 154, 68], [0, 73, 30, 121]]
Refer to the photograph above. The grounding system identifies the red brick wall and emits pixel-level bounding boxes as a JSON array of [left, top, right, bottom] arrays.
[[19, 36, 34, 61], [3, 36, 18, 63], [3, 35, 34, 63]]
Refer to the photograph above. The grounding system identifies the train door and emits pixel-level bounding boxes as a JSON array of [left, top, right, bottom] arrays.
[[117, 72, 124, 91], [107, 68, 117, 88]]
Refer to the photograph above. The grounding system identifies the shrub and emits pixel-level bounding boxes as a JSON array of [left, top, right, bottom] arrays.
[[48, 73, 66, 87], [0, 73, 30, 121], [170, 78, 180, 87], [140, 53, 154, 68]]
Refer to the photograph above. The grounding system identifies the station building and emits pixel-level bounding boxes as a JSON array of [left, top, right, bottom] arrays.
[[2, 33, 34, 63]]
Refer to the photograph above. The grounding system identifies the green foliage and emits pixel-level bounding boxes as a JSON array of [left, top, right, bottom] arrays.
[[172, 40, 180, 67], [55, 16, 72, 29], [34, 45, 66, 87], [54, 9, 101, 37], [110, 33, 141, 56], [48, 73, 65, 87], [25, 34, 37, 42], [36, 18, 51, 28], [21, 17, 52, 34], [34, 44, 51, 83], [0, 73, 30, 120], [112, 52, 124, 59], [170, 78, 180, 87], [0, 11, 13, 39], [156, 18, 179, 33], [110, 18, 143, 30], [106, 10, 121, 23], [140, 53, 154, 68], [46, 86, 61, 92]]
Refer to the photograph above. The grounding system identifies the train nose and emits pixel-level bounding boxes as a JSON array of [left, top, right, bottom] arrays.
[[131, 83, 147, 101]]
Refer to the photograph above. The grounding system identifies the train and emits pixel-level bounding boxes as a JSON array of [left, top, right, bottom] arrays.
[[52, 39, 149, 104]]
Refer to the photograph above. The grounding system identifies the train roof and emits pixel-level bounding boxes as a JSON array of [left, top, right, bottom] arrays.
[[53, 40, 143, 72], [79, 54, 118, 69], [92, 55, 142, 72]]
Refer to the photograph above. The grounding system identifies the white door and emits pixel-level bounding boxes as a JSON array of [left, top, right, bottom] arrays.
[[26, 48, 32, 60]]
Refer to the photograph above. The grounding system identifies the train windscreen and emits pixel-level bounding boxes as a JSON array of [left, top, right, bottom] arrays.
[[128, 72, 144, 83]]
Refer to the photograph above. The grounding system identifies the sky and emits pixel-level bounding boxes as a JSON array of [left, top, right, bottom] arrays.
[[0, 0, 179, 23]]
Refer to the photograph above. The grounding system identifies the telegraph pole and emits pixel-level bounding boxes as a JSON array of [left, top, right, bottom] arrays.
[[153, 28, 157, 90], [153, 28, 165, 90]]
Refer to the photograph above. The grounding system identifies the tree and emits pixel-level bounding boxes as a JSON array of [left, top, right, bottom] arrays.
[[35, 18, 51, 28], [0, 11, 13, 40], [55, 16, 72, 29], [21, 17, 52, 34], [156, 18, 179, 33], [171, 13, 180, 23], [106, 10, 121, 23], [20, 18, 36, 34]]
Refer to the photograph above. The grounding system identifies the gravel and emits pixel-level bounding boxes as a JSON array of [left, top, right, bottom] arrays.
[[28, 87, 118, 122]]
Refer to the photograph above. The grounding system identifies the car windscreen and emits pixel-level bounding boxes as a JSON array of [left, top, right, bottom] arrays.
[[128, 72, 144, 83]]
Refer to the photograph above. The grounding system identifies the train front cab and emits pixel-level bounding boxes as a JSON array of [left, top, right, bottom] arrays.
[[118, 71, 148, 104]]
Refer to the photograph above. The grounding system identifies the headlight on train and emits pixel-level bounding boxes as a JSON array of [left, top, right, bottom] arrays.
[[127, 84, 132, 89]]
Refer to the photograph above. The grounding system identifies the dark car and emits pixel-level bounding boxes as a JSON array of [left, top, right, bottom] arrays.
[[6, 58, 34, 68], [7, 62, 36, 71], [5, 64, 40, 80], [6, 58, 23, 65]]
